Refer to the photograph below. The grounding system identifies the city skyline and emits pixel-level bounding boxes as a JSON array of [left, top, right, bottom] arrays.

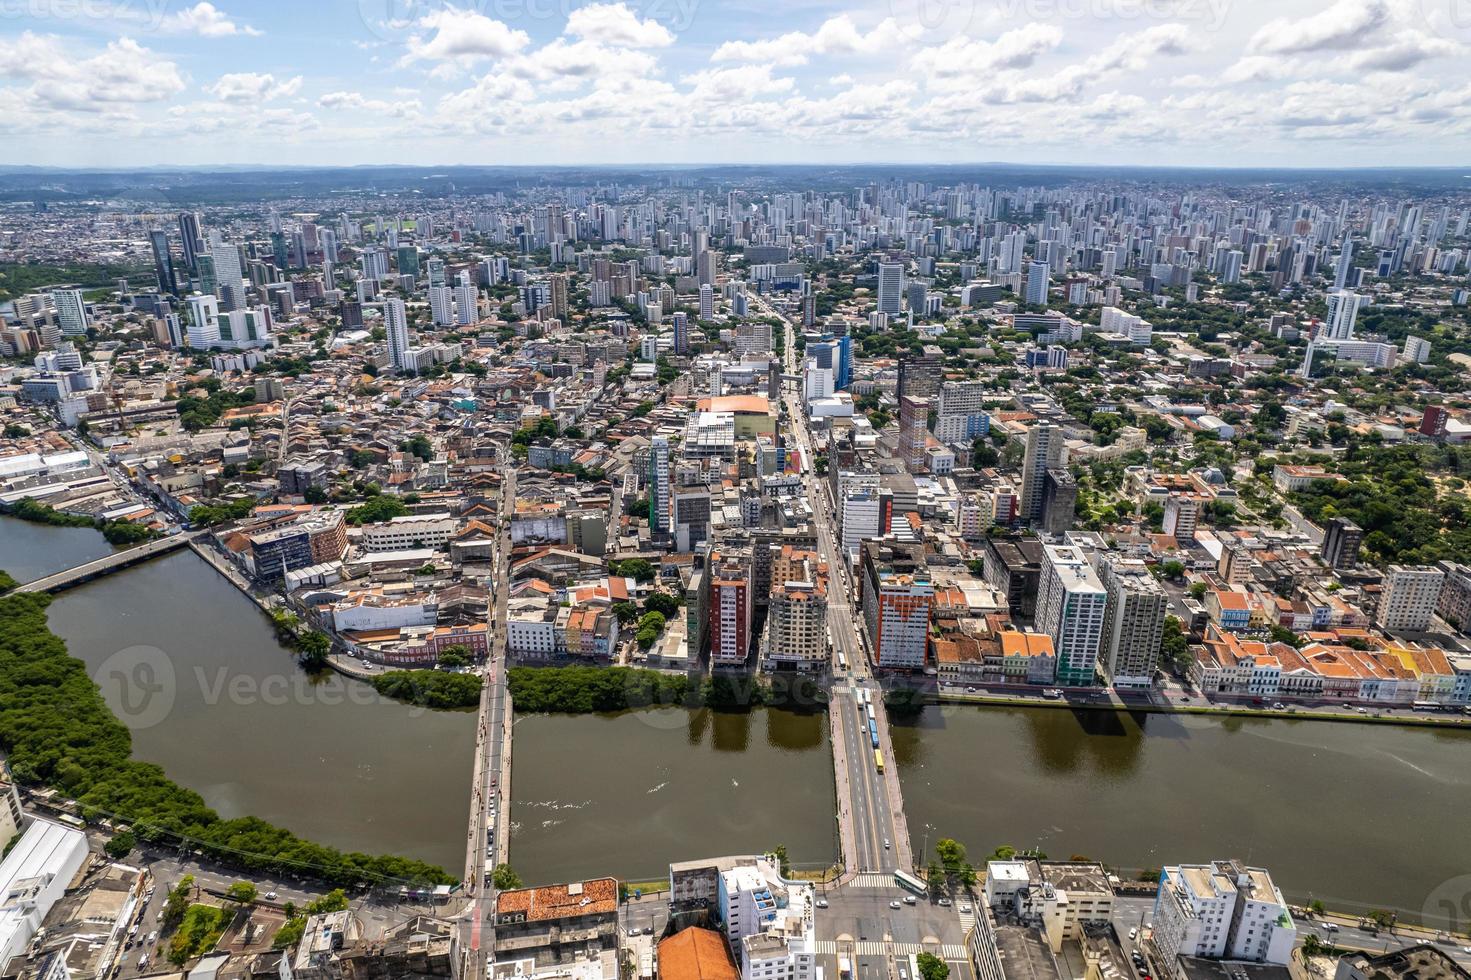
[[4, 0, 1471, 169]]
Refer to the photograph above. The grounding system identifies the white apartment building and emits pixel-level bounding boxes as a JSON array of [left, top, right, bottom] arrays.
[[1378, 565, 1445, 632], [717, 856, 815, 980], [361, 515, 457, 551], [958, 492, 995, 541], [840, 487, 884, 558], [1037, 545, 1108, 686], [1153, 861, 1296, 977], [1100, 306, 1152, 344], [1097, 557, 1167, 688]]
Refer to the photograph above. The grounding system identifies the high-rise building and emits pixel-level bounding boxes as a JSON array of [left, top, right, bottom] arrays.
[[1096, 556, 1167, 688], [1037, 544, 1107, 686], [149, 229, 176, 294], [896, 346, 942, 400], [51, 289, 88, 336], [649, 435, 670, 534], [1025, 260, 1050, 305], [1153, 861, 1296, 968], [876, 261, 904, 316], [859, 540, 932, 670], [896, 395, 930, 474], [454, 283, 478, 325], [1324, 290, 1366, 340], [184, 293, 220, 348], [428, 285, 455, 326], [935, 381, 990, 444], [1019, 422, 1062, 521], [178, 211, 202, 272], [396, 246, 420, 280], [1040, 468, 1077, 535], [671, 312, 689, 355], [1321, 517, 1364, 570], [209, 231, 245, 311], [1378, 565, 1445, 632], [764, 546, 828, 671], [1163, 493, 1200, 544], [550, 273, 568, 318], [696, 248, 716, 287], [384, 296, 412, 373], [699, 283, 715, 320], [709, 551, 753, 666]]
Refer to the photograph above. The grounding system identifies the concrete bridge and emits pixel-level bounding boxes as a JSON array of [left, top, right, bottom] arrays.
[[17, 531, 203, 594]]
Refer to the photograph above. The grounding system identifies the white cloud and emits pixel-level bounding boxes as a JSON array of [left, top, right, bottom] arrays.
[[565, 3, 675, 47], [916, 24, 1063, 87], [207, 72, 302, 102], [1247, 0, 1390, 54], [681, 64, 795, 103], [399, 6, 531, 68], [1348, 31, 1460, 71], [158, 2, 262, 37], [318, 90, 422, 118], [711, 14, 896, 67], [0, 32, 185, 113]]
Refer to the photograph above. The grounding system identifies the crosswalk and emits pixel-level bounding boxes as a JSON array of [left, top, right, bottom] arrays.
[[814, 942, 968, 959], [847, 873, 895, 888]]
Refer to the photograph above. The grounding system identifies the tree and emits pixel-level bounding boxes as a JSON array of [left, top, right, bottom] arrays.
[[1161, 560, 1186, 580], [644, 592, 680, 618], [1160, 616, 1192, 675], [636, 611, 666, 650], [162, 876, 195, 931], [1188, 582, 1208, 601], [612, 602, 639, 624], [772, 844, 792, 878], [225, 882, 259, 905], [297, 630, 331, 670], [613, 558, 655, 583], [492, 864, 523, 890], [303, 486, 328, 504], [104, 830, 136, 859], [438, 645, 471, 669], [916, 952, 949, 980]]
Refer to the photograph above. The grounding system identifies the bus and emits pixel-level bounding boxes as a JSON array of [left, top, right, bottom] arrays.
[[873, 749, 884, 773], [868, 718, 880, 748], [1411, 701, 1446, 713], [893, 870, 926, 894]]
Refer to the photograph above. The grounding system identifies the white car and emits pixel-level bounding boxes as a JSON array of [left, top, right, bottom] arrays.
[[959, 904, 972, 913], [889, 900, 902, 909]]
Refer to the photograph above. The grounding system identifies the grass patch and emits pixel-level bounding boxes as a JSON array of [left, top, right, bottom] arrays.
[[168, 904, 230, 965]]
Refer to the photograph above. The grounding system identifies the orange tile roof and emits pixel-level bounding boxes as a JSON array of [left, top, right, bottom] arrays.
[[658, 928, 738, 980], [496, 878, 618, 922]]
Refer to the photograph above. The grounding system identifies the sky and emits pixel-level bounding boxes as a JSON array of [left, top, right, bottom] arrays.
[[2, 0, 1471, 169]]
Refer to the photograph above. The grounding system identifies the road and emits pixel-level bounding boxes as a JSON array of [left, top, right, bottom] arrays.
[[754, 289, 912, 877], [461, 462, 516, 980]]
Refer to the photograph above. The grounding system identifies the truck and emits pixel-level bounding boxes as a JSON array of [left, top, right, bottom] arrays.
[[839, 957, 852, 980]]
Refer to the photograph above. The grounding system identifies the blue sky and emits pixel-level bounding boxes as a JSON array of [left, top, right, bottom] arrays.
[[2, 0, 1470, 168]]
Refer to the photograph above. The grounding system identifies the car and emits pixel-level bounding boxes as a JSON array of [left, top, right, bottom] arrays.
[[1462, 947, 1471, 955], [1272, 702, 1285, 710], [816, 898, 828, 909], [264, 891, 278, 900], [890, 901, 902, 909], [903, 896, 917, 905], [1129, 927, 1138, 941], [959, 904, 972, 913], [883, 838, 890, 849], [937, 898, 951, 907], [965, 686, 976, 693]]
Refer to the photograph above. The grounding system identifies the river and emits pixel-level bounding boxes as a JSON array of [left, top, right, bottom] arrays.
[[9, 520, 478, 873], [893, 704, 1471, 925], [0, 514, 114, 582], [509, 707, 838, 886], [8, 515, 1469, 918]]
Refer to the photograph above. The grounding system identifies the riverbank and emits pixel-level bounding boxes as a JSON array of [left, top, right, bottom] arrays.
[[0, 587, 455, 887], [928, 687, 1471, 729]]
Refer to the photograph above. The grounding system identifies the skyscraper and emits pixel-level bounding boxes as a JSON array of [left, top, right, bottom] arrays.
[[384, 296, 412, 373], [699, 283, 714, 320], [897, 395, 930, 474], [1019, 422, 1063, 521], [208, 231, 245, 312], [51, 289, 88, 336], [1325, 290, 1365, 340], [178, 211, 202, 272], [428, 285, 454, 326], [649, 436, 671, 535], [1025, 260, 1050, 305], [877, 261, 904, 316], [1038, 544, 1108, 686], [149, 229, 176, 294], [1097, 556, 1167, 689], [454, 283, 478, 325]]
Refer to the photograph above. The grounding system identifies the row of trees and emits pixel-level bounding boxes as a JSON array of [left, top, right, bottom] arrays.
[[0, 592, 454, 887], [505, 667, 827, 714], [371, 670, 483, 709], [9, 497, 156, 546]]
